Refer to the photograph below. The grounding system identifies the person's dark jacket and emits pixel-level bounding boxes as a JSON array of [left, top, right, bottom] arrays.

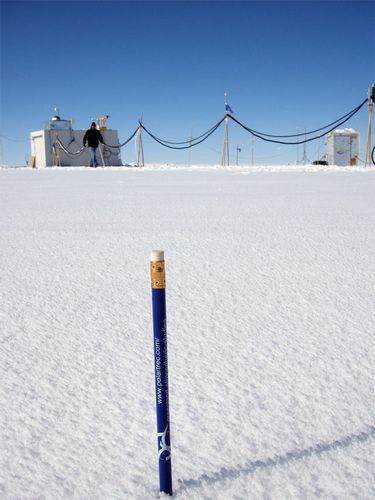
[[83, 128, 104, 148]]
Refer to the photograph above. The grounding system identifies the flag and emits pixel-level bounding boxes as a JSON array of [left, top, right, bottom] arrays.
[[225, 103, 233, 114]]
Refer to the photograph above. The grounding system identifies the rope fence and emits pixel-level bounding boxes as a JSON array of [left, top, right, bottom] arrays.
[[227, 99, 368, 145], [56, 97, 369, 154], [7, 94, 372, 166]]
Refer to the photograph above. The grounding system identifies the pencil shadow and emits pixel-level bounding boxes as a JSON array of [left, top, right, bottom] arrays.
[[177, 425, 375, 493]]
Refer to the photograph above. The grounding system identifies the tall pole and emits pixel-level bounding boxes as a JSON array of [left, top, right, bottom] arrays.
[[302, 128, 308, 165], [296, 128, 299, 165], [137, 116, 145, 167], [137, 127, 145, 167], [221, 92, 230, 166], [365, 92, 373, 167], [150, 251, 172, 496]]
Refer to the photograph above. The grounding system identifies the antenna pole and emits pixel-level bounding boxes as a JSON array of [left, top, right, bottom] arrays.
[[302, 128, 308, 165], [221, 92, 230, 166], [137, 116, 145, 167]]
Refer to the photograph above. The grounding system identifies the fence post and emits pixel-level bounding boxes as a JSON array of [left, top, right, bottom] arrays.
[[150, 250, 172, 496]]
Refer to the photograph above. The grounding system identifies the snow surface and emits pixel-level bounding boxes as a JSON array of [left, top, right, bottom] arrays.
[[1, 165, 375, 499]]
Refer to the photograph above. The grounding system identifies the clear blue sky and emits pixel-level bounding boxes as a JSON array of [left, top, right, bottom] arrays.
[[1, 0, 374, 165]]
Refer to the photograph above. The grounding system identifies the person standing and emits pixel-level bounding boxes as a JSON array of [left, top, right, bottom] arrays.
[[83, 122, 104, 167]]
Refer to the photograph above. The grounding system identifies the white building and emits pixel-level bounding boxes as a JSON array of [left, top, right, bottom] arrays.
[[326, 129, 359, 167], [30, 116, 122, 167]]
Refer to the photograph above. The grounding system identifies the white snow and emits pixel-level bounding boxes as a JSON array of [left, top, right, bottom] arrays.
[[1, 165, 375, 499], [331, 128, 357, 134]]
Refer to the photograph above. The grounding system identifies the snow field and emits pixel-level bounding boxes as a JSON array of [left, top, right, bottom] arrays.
[[1, 166, 374, 499]]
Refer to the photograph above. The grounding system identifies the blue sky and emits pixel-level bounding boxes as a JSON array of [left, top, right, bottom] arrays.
[[1, 0, 374, 165]]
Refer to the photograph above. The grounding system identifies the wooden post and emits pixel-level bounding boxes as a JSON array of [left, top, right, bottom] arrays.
[[365, 97, 373, 167]]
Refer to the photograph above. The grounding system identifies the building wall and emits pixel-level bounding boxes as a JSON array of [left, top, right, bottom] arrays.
[[30, 129, 123, 167], [326, 131, 359, 166], [31, 131, 46, 168]]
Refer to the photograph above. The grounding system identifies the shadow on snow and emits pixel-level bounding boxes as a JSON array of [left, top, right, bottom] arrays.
[[177, 425, 375, 493]]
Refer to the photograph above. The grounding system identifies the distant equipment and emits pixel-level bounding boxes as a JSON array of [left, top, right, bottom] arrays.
[[30, 112, 122, 167], [97, 115, 110, 131], [48, 115, 72, 130], [325, 129, 359, 166], [312, 160, 328, 166]]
